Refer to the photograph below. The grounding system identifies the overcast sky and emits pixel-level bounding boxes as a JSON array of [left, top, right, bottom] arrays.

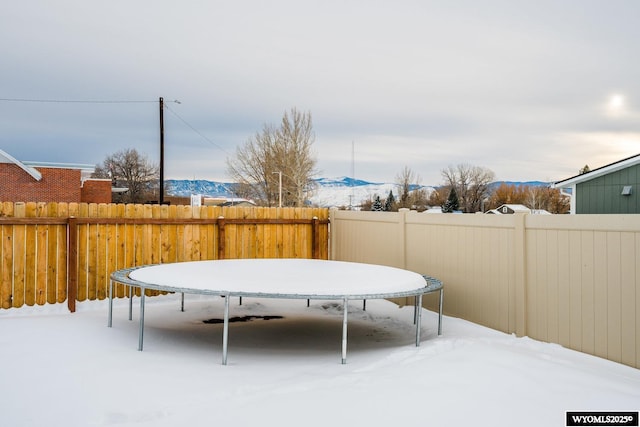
[[2, 0, 639, 185]]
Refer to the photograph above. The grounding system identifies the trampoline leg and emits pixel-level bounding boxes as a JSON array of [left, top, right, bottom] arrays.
[[415, 294, 423, 346], [438, 289, 443, 336], [108, 280, 114, 327], [413, 296, 418, 324], [222, 294, 230, 365], [181, 292, 185, 312], [239, 296, 242, 306], [307, 299, 310, 307], [138, 289, 145, 351], [342, 298, 348, 364], [362, 299, 366, 311], [128, 286, 133, 321]]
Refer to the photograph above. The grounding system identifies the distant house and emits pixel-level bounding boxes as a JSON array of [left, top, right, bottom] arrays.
[[0, 149, 111, 203], [486, 204, 531, 214], [485, 204, 551, 215], [553, 153, 640, 214]]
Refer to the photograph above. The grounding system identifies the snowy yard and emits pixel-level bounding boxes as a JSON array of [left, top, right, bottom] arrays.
[[1, 294, 639, 427]]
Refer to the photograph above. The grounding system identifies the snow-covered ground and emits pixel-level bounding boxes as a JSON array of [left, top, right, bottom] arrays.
[[1, 294, 638, 427]]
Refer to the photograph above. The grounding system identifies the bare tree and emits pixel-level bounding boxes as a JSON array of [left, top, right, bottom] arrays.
[[395, 166, 429, 211], [227, 122, 279, 206], [227, 108, 318, 207], [396, 166, 415, 209], [486, 183, 570, 214], [93, 148, 158, 203], [488, 183, 528, 209], [428, 187, 447, 208], [527, 186, 570, 214], [441, 164, 495, 213], [275, 108, 317, 206]]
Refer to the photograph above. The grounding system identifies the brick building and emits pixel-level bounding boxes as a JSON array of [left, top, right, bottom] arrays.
[[0, 149, 112, 203]]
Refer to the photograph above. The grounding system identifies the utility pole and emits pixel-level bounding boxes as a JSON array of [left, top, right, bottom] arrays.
[[159, 97, 164, 205]]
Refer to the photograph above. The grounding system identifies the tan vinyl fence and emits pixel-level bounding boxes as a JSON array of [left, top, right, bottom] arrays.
[[0, 202, 329, 312], [330, 209, 640, 369]]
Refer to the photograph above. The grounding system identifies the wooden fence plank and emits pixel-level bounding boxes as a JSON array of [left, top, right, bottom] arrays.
[[13, 203, 27, 308], [150, 205, 161, 265], [76, 205, 89, 302], [86, 204, 99, 302], [176, 205, 186, 262], [96, 204, 108, 300], [24, 203, 37, 306], [46, 203, 58, 305], [12, 223, 26, 308], [113, 204, 126, 298], [1, 222, 13, 308], [256, 207, 265, 258], [0, 203, 12, 308], [167, 205, 178, 263], [35, 223, 48, 305], [123, 204, 136, 297], [160, 204, 172, 264], [57, 203, 68, 304], [199, 206, 211, 260], [105, 204, 117, 298], [191, 206, 201, 260], [225, 206, 238, 258], [183, 206, 194, 261], [265, 208, 275, 258]]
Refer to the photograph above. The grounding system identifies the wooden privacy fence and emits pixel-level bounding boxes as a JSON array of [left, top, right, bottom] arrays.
[[0, 202, 329, 312]]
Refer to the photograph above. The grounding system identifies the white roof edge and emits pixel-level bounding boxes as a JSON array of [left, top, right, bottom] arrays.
[[0, 148, 42, 181], [22, 160, 95, 171], [553, 154, 640, 188]]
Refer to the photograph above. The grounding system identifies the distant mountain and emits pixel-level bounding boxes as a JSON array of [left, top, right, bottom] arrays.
[[166, 179, 237, 198], [310, 177, 434, 208], [166, 178, 550, 208], [313, 176, 381, 188], [488, 181, 550, 190]]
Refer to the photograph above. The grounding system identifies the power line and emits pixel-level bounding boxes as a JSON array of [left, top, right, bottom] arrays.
[[1, 95, 229, 158], [0, 97, 157, 104], [164, 104, 229, 155]]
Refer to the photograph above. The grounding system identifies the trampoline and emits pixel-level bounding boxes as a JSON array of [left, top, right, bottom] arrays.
[[108, 259, 443, 365]]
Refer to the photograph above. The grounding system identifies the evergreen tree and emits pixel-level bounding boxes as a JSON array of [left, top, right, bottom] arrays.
[[384, 190, 396, 211], [442, 187, 460, 213], [371, 195, 384, 211]]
